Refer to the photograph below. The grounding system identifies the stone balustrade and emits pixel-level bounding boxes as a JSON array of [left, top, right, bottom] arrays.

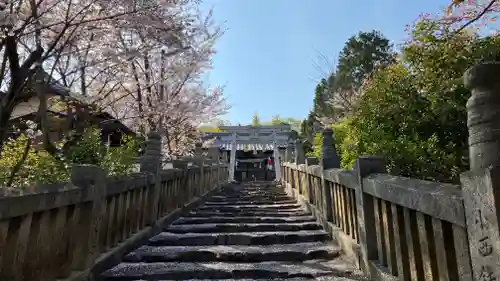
[[280, 62, 500, 281], [282, 160, 470, 280], [0, 132, 228, 281]]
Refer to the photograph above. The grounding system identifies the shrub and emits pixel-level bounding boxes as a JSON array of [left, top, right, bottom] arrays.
[[0, 127, 142, 189]]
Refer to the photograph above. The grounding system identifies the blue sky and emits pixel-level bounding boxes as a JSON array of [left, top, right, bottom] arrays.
[[200, 0, 450, 125]]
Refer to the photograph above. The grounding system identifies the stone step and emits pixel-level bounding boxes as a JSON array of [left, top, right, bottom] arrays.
[[172, 216, 317, 225], [148, 230, 329, 246], [165, 222, 322, 233], [186, 210, 311, 217], [101, 259, 361, 280], [98, 182, 370, 281], [207, 197, 292, 203], [203, 199, 298, 205], [231, 187, 284, 191], [209, 195, 290, 201], [197, 203, 303, 211], [103, 274, 370, 281], [223, 189, 286, 194], [221, 193, 288, 198], [123, 242, 341, 262]]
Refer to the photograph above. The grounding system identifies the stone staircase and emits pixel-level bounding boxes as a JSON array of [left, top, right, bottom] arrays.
[[100, 182, 368, 281]]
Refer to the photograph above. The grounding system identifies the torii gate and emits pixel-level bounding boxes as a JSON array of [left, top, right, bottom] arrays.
[[202, 124, 295, 182]]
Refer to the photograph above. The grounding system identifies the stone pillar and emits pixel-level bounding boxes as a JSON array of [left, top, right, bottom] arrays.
[[193, 142, 205, 195], [229, 133, 237, 182], [460, 62, 500, 281], [272, 131, 282, 181], [172, 159, 189, 201], [173, 159, 189, 170], [278, 148, 285, 163], [306, 157, 319, 166], [207, 146, 220, 162], [464, 63, 500, 170], [140, 132, 162, 225], [354, 156, 386, 276], [320, 128, 339, 222], [321, 128, 340, 169], [285, 141, 294, 163], [70, 165, 107, 269], [294, 139, 305, 164], [194, 142, 203, 157], [140, 132, 162, 173]]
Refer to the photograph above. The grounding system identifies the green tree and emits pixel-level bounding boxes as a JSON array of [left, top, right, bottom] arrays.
[[312, 74, 337, 121], [341, 19, 500, 183], [336, 30, 396, 90], [309, 30, 396, 126], [281, 117, 302, 132], [306, 132, 322, 158], [271, 115, 281, 125], [252, 112, 261, 126]]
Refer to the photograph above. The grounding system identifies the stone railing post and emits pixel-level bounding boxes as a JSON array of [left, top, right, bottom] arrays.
[[306, 157, 319, 166], [303, 157, 318, 198], [207, 146, 220, 162], [460, 62, 500, 281], [193, 143, 205, 195], [207, 146, 221, 187], [140, 132, 162, 225], [294, 139, 305, 164], [278, 148, 285, 163], [285, 141, 294, 163], [320, 128, 340, 222], [70, 165, 107, 269], [173, 159, 190, 204], [354, 156, 386, 276], [173, 159, 189, 170]]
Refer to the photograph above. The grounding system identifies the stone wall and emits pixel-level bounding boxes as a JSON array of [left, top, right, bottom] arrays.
[[281, 62, 500, 281], [0, 132, 228, 281]]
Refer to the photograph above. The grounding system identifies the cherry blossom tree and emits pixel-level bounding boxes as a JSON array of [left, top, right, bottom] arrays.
[[444, 0, 500, 34], [416, 0, 500, 36], [101, 35, 228, 157], [0, 0, 154, 152], [81, 2, 229, 157], [0, 0, 228, 159]]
